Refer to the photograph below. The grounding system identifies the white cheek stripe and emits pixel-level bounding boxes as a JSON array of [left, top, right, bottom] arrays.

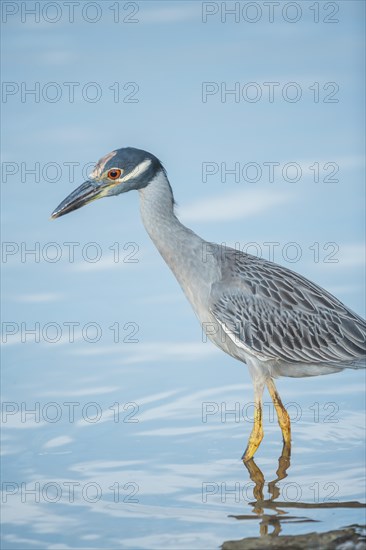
[[119, 158, 152, 183], [88, 157, 152, 185]]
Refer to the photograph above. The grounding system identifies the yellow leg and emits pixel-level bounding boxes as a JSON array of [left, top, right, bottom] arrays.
[[266, 378, 291, 445], [242, 383, 264, 462]]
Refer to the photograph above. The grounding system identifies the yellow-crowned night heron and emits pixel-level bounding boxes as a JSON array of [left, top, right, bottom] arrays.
[[51, 147, 366, 461]]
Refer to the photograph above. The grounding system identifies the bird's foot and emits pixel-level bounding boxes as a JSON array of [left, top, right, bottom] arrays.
[[242, 429, 264, 462]]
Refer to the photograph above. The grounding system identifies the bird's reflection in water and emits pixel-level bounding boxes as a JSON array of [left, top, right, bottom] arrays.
[[238, 442, 294, 536], [229, 442, 366, 539]]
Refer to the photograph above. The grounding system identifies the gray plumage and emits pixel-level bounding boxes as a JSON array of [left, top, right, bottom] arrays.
[[51, 146, 366, 379], [209, 245, 365, 376], [51, 146, 365, 459]]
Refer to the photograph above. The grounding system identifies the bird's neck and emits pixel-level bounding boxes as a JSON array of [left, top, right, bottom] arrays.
[[138, 169, 203, 274], [138, 169, 219, 322]]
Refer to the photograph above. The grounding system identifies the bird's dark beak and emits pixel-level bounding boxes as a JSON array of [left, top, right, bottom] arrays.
[[51, 180, 103, 219]]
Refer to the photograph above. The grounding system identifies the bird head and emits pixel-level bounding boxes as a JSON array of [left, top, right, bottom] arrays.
[[51, 147, 163, 219]]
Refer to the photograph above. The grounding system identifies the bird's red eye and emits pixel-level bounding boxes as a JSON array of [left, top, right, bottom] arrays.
[[108, 169, 121, 180]]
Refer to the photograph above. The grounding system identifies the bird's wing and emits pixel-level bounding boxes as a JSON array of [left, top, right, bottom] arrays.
[[208, 248, 366, 365]]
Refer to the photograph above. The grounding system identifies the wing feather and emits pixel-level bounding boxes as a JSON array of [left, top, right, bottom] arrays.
[[209, 247, 366, 366]]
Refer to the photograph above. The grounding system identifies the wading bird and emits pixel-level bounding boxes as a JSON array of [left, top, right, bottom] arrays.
[[51, 147, 366, 461]]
